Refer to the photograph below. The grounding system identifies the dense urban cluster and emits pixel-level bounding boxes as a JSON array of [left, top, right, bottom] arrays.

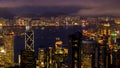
[[0, 16, 119, 27], [0, 16, 120, 68]]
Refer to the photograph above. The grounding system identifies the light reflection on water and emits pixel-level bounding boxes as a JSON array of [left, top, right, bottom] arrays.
[[13, 26, 82, 62]]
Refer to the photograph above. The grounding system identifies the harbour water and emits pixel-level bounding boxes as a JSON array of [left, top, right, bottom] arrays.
[[14, 26, 82, 62]]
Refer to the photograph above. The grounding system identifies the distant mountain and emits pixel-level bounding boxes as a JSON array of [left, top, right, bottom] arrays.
[[0, 6, 117, 18], [0, 8, 15, 18], [0, 6, 81, 18]]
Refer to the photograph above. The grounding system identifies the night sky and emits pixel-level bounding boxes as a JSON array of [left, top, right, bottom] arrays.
[[0, 0, 120, 17]]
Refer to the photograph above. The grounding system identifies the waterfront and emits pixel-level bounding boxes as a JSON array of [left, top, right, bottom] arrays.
[[0, 16, 120, 67], [14, 26, 82, 62]]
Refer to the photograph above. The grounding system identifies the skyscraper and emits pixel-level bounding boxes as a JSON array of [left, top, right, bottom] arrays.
[[68, 31, 82, 68], [20, 50, 36, 68], [4, 31, 15, 67], [38, 48, 46, 68]]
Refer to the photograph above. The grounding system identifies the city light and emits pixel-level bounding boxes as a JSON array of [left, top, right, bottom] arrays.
[[0, 16, 120, 68], [26, 26, 30, 31], [0, 23, 2, 26], [103, 23, 110, 27], [0, 49, 5, 53], [111, 33, 117, 37], [0, 23, 2, 30]]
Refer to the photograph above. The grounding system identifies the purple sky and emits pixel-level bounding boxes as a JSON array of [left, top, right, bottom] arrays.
[[0, 0, 120, 16]]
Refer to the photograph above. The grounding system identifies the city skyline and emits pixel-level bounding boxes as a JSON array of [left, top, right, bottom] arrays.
[[0, 0, 120, 68], [0, 15, 120, 67]]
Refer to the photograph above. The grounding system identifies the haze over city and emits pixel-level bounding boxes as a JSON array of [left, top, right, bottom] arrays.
[[0, 0, 120, 18]]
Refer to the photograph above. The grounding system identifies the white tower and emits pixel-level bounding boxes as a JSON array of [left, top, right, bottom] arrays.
[[25, 19, 34, 51]]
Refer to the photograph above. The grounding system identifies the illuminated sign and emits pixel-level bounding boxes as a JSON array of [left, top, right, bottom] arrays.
[[103, 23, 110, 27]]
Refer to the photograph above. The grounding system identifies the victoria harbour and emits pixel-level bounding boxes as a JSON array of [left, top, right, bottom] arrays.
[[0, 16, 120, 68], [14, 26, 82, 62], [0, 0, 120, 68]]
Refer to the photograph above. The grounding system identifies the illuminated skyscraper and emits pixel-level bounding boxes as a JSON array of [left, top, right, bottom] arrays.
[[81, 40, 97, 68], [68, 31, 82, 68], [3, 31, 15, 67], [0, 34, 5, 67], [38, 48, 46, 68], [55, 37, 63, 49], [49, 47, 53, 68], [25, 30, 34, 51], [0, 23, 4, 67], [20, 19, 36, 68], [20, 50, 36, 68], [25, 19, 34, 51], [54, 37, 65, 68], [0, 23, 15, 67]]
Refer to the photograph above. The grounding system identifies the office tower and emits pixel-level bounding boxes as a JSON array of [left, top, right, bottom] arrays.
[[103, 23, 112, 68], [98, 44, 106, 68], [55, 37, 63, 49], [38, 48, 46, 68], [49, 47, 53, 68], [0, 34, 5, 67], [97, 22, 113, 68], [103, 23, 111, 45], [68, 31, 82, 68], [20, 20, 36, 68], [116, 49, 120, 68], [25, 30, 34, 51], [2, 25, 15, 67], [0, 23, 5, 67], [4, 31, 15, 67], [20, 50, 36, 68], [25, 19, 34, 51], [81, 40, 96, 68], [54, 37, 65, 68]]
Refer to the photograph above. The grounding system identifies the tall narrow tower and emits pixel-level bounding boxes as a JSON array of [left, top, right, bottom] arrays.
[[4, 31, 14, 67], [25, 20, 34, 51], [0, 23, 5, 67], [0, 24, 15, 67], [68, 31, 82, 68], [20, 19, 36, 68]]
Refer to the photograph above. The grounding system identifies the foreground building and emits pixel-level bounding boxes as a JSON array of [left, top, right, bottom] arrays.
[[68, 31, 82, 68]]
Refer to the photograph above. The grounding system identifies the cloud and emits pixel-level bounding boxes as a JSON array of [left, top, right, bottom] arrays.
[[68, 0, 120, 16], [75, 8, 120, 16], [0, 0, 118, 8], [0, 0, 107, 7], [0, 0, 120, 16]]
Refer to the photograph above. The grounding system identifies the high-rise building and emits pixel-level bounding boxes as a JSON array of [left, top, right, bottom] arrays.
[[81, 40, 97, 68], [0, 23, 5, 67], [53, 37, 65, 68], [20, 50, 36, 68], [4, 31, 15, 67], [25, 19, 34, 51], [25, 30, 34, 51], [98, 44, 106, 68], [68, 31, 82, 68], [48, 47, 53, 68], [0, 34, 5, 67], [116, 49, 120, 68], [38, 48, 46, 68]]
